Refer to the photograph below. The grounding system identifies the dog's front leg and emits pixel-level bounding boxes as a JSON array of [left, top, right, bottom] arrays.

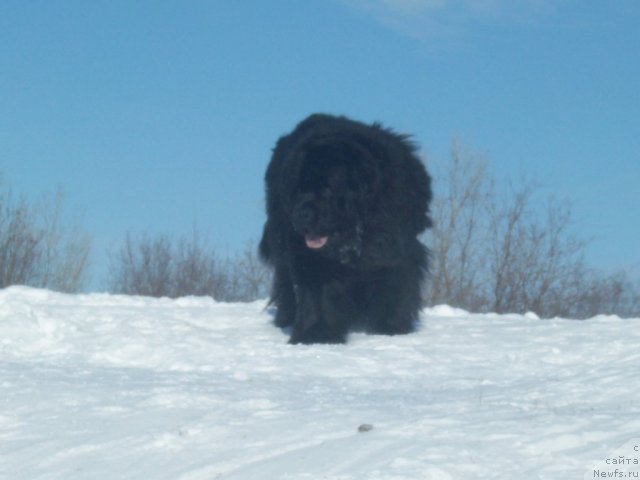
[[289, 281, 351, 344]]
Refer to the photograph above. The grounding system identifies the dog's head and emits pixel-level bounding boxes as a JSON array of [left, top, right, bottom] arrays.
[[263, 114, 432, 269], [287, 140, 380, 265]]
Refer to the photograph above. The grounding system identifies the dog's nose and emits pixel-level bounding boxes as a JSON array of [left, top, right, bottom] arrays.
[[293, 202, 317, 231]]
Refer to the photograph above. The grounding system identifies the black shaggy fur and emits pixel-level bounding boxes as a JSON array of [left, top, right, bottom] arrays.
[[259, 114, 432, 344]]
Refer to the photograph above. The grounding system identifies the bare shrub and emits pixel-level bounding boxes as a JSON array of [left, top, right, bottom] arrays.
[[487, 185, 587, 317], [230, 242, 272, 301], [427, 139, 493, 311], [558, 269, 640, 319], [109, 233, 174, 297], [425, 139, 639, 318], [108, 231, 271, 301], [0, 183, 90, 292]]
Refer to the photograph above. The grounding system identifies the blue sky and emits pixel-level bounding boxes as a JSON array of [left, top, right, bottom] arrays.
[[1, 0, 638, 290]]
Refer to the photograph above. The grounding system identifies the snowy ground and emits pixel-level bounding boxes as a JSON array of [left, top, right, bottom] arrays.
[[1, 286, 639, 480]]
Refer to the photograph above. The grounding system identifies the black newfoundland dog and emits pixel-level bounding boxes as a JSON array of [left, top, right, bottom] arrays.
[[259, 114, 432, 344]]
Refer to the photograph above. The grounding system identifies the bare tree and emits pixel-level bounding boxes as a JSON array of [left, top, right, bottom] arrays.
[[427, 139, 493, 311], [424, 139, 639, 318], [0, 182, 90, 292], [487, 185, 586, 316]]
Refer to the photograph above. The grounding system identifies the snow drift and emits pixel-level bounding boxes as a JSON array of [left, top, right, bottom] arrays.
[[1, 286, 638, 479]]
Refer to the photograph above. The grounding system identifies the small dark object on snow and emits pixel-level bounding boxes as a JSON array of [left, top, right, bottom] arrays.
[[358, 423, 374, 433]]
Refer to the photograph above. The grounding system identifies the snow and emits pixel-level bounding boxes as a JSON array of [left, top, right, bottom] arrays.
[[1, 286, 639, 479]]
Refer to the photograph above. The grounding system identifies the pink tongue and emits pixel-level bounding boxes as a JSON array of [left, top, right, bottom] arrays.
[[305, 235, 328, 249]]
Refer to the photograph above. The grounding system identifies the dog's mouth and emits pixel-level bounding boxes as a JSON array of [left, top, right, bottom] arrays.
[[304, 234, 329, 249]]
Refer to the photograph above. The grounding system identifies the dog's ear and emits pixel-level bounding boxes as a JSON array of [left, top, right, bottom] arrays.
[[374, 128, 432, 235], [266, 115, 331, 212]]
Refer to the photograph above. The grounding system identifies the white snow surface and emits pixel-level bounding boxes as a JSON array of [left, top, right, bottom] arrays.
[[1, 286, 639, 479]]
